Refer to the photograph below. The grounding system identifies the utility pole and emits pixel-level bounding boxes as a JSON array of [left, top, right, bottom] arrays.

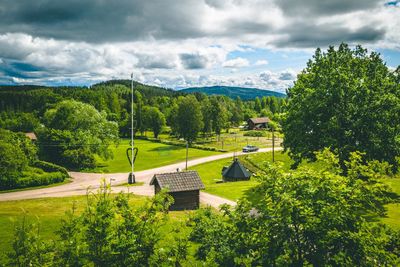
[[129, 73, 135, 183], [185, 141, 189, 170]]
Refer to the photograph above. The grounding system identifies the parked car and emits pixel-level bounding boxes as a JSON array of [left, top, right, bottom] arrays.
[[242, 145, 259, 152]]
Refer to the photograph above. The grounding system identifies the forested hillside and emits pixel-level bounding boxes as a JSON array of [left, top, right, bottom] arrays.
[[180, 85, 286, 100]]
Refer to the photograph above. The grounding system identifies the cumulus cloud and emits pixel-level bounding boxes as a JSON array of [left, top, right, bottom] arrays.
[[0, 0, 398, 89], [222, 57, 250, 68], [255, 60, 268, 66]]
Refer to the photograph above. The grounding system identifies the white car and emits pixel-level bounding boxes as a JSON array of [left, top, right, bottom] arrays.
[[242, 145, 259, 152]]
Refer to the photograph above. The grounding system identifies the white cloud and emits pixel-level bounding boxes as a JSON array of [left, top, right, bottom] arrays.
[[255, 59, 269, 65], [0, 0, 398, 89], [222, 57, 250, 68]]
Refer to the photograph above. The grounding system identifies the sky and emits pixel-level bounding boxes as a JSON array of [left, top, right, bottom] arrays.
[[0, 0, 399, 93]]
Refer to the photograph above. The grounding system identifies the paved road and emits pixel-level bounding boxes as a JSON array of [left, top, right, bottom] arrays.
[[0, 147, 282, 208]]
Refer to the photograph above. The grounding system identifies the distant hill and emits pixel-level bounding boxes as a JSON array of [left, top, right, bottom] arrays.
[[179, 86, 286, 100]]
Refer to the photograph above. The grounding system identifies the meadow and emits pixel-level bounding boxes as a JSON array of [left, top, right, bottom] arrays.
[[93, 139, 221, 173]]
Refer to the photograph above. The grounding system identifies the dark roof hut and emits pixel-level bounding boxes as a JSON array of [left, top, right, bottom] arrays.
[[247, 117, 270, 130], [150, 170, 205, 211], [222, 158, 251, 182]]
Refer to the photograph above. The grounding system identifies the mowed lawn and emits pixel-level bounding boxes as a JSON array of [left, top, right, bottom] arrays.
[[93, 139, 221, 173], [190, 151, 293, 201], [0, 195, 193, 259]]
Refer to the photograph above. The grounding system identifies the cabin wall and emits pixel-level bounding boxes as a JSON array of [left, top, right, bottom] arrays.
[[169, 190, 200, 211], [154, 182, 161, 194]]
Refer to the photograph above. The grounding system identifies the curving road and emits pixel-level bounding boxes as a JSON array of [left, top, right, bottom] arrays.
[[0, 147, 282, 208]]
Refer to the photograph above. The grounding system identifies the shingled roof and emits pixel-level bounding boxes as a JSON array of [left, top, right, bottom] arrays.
[[150, 171, 205, 192], [222, 158, 251, 180], [249, 117, 271, 124]]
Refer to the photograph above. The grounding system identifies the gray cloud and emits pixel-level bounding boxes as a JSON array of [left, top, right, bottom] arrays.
[[275, 0, 380, 16], [180, 53, 208, 69], [273, 23, 386, 48], [0, 0, 205, 43], [279, 70, 296, 80], [0, 0, 388, 48], [136, 54, 176, 69]]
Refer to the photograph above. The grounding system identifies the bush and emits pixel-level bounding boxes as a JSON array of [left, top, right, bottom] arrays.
[[16, 171, 67, 188], [137, 136, 228, 152], [243, 130, 267, 137], [32, 160, 69, 176], [0, 166, 69, 190]]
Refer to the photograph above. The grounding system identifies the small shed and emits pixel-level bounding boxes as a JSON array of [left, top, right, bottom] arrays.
[[247, 117, 270, 130], [222, 158, 251, 182], [150, 170, 205, 211]]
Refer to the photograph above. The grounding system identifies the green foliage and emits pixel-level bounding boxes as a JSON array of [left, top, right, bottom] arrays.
[[243, 130, 267, 137], [283, 44, 400, 170], [176, 95, 204, 143], [0, 111, 40, 132], [38, 100, 119, 170], [143, 106, 166, 139], [0, 142, 28, 189], [16, 168, 67, 189], [7, 217, 53, 266], [0, 129, 69, 190], [32, 160, 69, 176], [190, 150, 400, 266], [5, 183, 190, 266]]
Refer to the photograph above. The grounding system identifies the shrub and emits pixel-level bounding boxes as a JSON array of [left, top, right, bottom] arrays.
[[243, 130, 267, 137], [32, 161, 69, 176], [16, 171, 67, 188]]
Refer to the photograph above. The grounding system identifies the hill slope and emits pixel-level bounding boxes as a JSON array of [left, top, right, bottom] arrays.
[[179, 86, 285, 100]]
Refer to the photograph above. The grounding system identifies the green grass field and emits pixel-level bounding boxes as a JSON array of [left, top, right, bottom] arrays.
[[92, 139, 221, 173], [189, 151, 293, 201], [189, 157, 259, 200]]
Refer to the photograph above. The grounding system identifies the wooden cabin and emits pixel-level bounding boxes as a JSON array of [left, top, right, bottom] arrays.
[[247, 117, 270, 130], [222, 158, 251, 182], [150, 170, 205, 211]]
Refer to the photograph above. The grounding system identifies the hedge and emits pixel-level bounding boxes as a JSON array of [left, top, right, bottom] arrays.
[[0, 163, 69, 190], [136, 136, 228, 152], [32, 160, 69, 176], [243, 130, 267, 137], [15, 171, 67, 189]]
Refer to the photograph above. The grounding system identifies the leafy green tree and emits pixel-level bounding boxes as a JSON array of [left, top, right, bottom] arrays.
[[7, 216, 54, 266], [134, 91, 145, 135], [176, 96, 204, 143], [39, 100, 118, 169], [254, 97, 262, 113], [200, 97, 213, 136], [210, 97, 229, 136], [0, 112, 40, 132], [190, 150, 400, 266], [283, 44, 400, 169], [166, 101, 179, 136], [0, 142, 28, 189], [143, 106, 166, 138]]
